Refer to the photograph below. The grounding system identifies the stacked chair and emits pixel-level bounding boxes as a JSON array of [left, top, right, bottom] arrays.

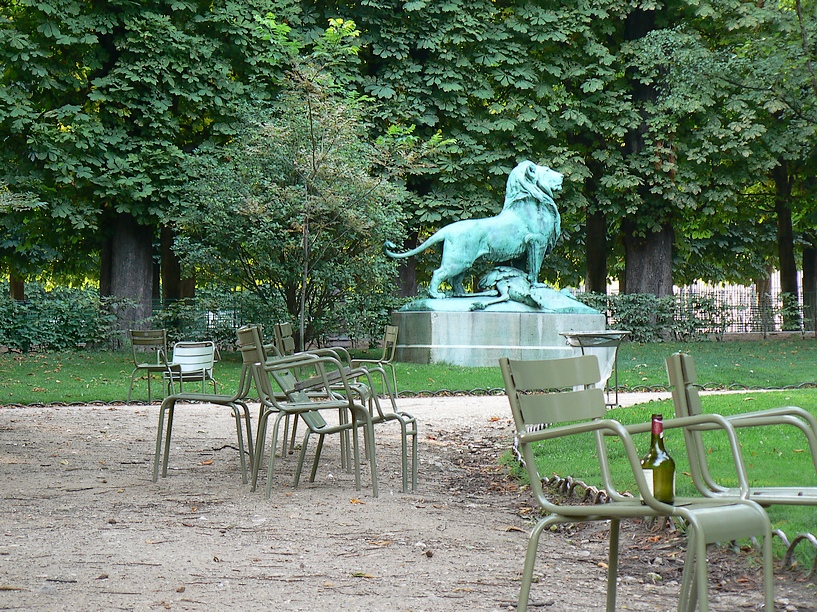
[[128, 329, 171, 403], [237, 325, 379, 497], [269, 323, 417, 492]]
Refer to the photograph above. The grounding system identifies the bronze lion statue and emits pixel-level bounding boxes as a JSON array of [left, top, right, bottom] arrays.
[[385, 160, 562, 298]]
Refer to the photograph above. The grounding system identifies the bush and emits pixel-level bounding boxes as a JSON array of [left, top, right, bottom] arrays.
[[0, 284, 121, 351], [577, 292, 739, 343]]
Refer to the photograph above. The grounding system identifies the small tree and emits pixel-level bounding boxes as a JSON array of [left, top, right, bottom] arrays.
[[173, 21, 426, 347]]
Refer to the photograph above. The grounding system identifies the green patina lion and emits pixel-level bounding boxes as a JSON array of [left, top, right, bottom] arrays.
[[384, 160, 562, 298]]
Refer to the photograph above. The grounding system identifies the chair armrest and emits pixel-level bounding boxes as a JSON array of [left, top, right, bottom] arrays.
[[518, 418, 684, 511], [518, 414, 751, 506], [624, 413, 752, 499]]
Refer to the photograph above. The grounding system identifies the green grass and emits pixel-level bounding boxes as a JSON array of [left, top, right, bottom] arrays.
[[524, 390, 817, 568], [1, 336, 817, 404]]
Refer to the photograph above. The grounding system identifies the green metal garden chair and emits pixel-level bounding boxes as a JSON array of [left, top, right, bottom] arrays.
[[236, 325, 379, 499], [270, 323, 417, 491], [351, 324, 400, 397], [152, 350, 255, 484], [500, 354, 774, 612], [127, 329, 172, 403], [666, 351, 817, 506], [164, 340, 219, 395]]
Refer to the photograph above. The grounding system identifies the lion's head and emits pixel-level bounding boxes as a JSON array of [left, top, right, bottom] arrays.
[[502, 160, 563, 210]]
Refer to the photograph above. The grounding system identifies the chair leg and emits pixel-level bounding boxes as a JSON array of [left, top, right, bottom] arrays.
[[695, 528, 709, 612], [288, 415, 300, 455], [399, 420, 409, 493], [678, 529, 696, 612], [293, 431, 315, 488], [152, 397, 172, 481], [363, 417, 378, 498], [235, 400, 254, 473], [351, 423, 362, 491], [517, 517, 552, 612], [307, 434, 326, 484], [762, 523, 774, 610], [250, 411, 268, 492], [411, 425, 418, 491], [160, 400, 176, 478], [265, 413, 288, 499], [229, 402, 248, 484], [606, 519, 621, 612]]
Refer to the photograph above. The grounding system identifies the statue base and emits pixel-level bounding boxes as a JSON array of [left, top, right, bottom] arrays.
[[392, 305, 606, 367]]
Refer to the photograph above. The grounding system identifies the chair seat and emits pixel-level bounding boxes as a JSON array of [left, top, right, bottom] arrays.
[[725, 486, 817, 506], [135, 362, 170, 371]]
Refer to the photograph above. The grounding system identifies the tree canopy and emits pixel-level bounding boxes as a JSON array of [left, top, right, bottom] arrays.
[[2, 0, 816, 328]]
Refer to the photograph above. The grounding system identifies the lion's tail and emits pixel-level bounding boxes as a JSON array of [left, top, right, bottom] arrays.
[[384, 231, 445, 259]]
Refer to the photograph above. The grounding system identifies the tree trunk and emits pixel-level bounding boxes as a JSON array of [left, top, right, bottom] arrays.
[[803, 240, 817, 332], [100, 212, 154, 329], [620, 7, 673, 298], [585, 210, 607, 293], [622, 221, 674, 297], [772, 159, 800, 330], [754, 266, 775, 334], [161, 225, 195, 304], [395, 230, 419, 298], [8, 270, 24, 301]]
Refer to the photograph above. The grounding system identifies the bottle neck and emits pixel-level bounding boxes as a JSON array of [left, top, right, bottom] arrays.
[[651, 416, 666, 451]]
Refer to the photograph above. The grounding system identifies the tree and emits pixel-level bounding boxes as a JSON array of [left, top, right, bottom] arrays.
[[0, 0, 297, 326], [172, 20, 423, 347]]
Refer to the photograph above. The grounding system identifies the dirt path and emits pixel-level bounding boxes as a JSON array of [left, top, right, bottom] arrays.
[[0, 396, 814, 611]]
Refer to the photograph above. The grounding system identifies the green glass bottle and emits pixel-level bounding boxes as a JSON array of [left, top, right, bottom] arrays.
[[640, 414, 675, 504]]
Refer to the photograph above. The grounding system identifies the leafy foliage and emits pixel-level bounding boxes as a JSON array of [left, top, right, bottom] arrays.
[[172, 23, 420, 346], [0, 284, 122, 352], [0, 0, 298, 289]]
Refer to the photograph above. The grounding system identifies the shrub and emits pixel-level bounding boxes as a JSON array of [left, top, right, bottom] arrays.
[[0, 284, 121, 351]]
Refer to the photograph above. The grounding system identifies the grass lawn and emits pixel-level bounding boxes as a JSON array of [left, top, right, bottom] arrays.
[[2, 336, 816, 405]]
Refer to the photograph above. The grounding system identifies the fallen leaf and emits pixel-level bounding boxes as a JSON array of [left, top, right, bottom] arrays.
[[350, 498, 365, 505], [199, 460, 214, 466]]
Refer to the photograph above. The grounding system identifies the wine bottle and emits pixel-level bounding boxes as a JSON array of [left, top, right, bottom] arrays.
[[640, 414, 675, 504]]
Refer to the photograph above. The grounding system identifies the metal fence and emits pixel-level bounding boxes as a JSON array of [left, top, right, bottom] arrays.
[[672, 285, 817, 337]]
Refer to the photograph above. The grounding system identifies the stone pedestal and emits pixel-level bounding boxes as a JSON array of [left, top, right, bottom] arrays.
[[392, 308, 606, 367]]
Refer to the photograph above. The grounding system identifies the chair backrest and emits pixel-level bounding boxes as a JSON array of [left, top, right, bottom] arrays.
[[237, 325, 306, 402], [129, 329, 168, 363], [500, 354, 611, 513], [380, 325, 399, 362], [500, 354, 607, 433], [665, 352, 704, 418], [171, 341, 216, 374], [274, 322, 296, 356], [666, 352, 714, 493]]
